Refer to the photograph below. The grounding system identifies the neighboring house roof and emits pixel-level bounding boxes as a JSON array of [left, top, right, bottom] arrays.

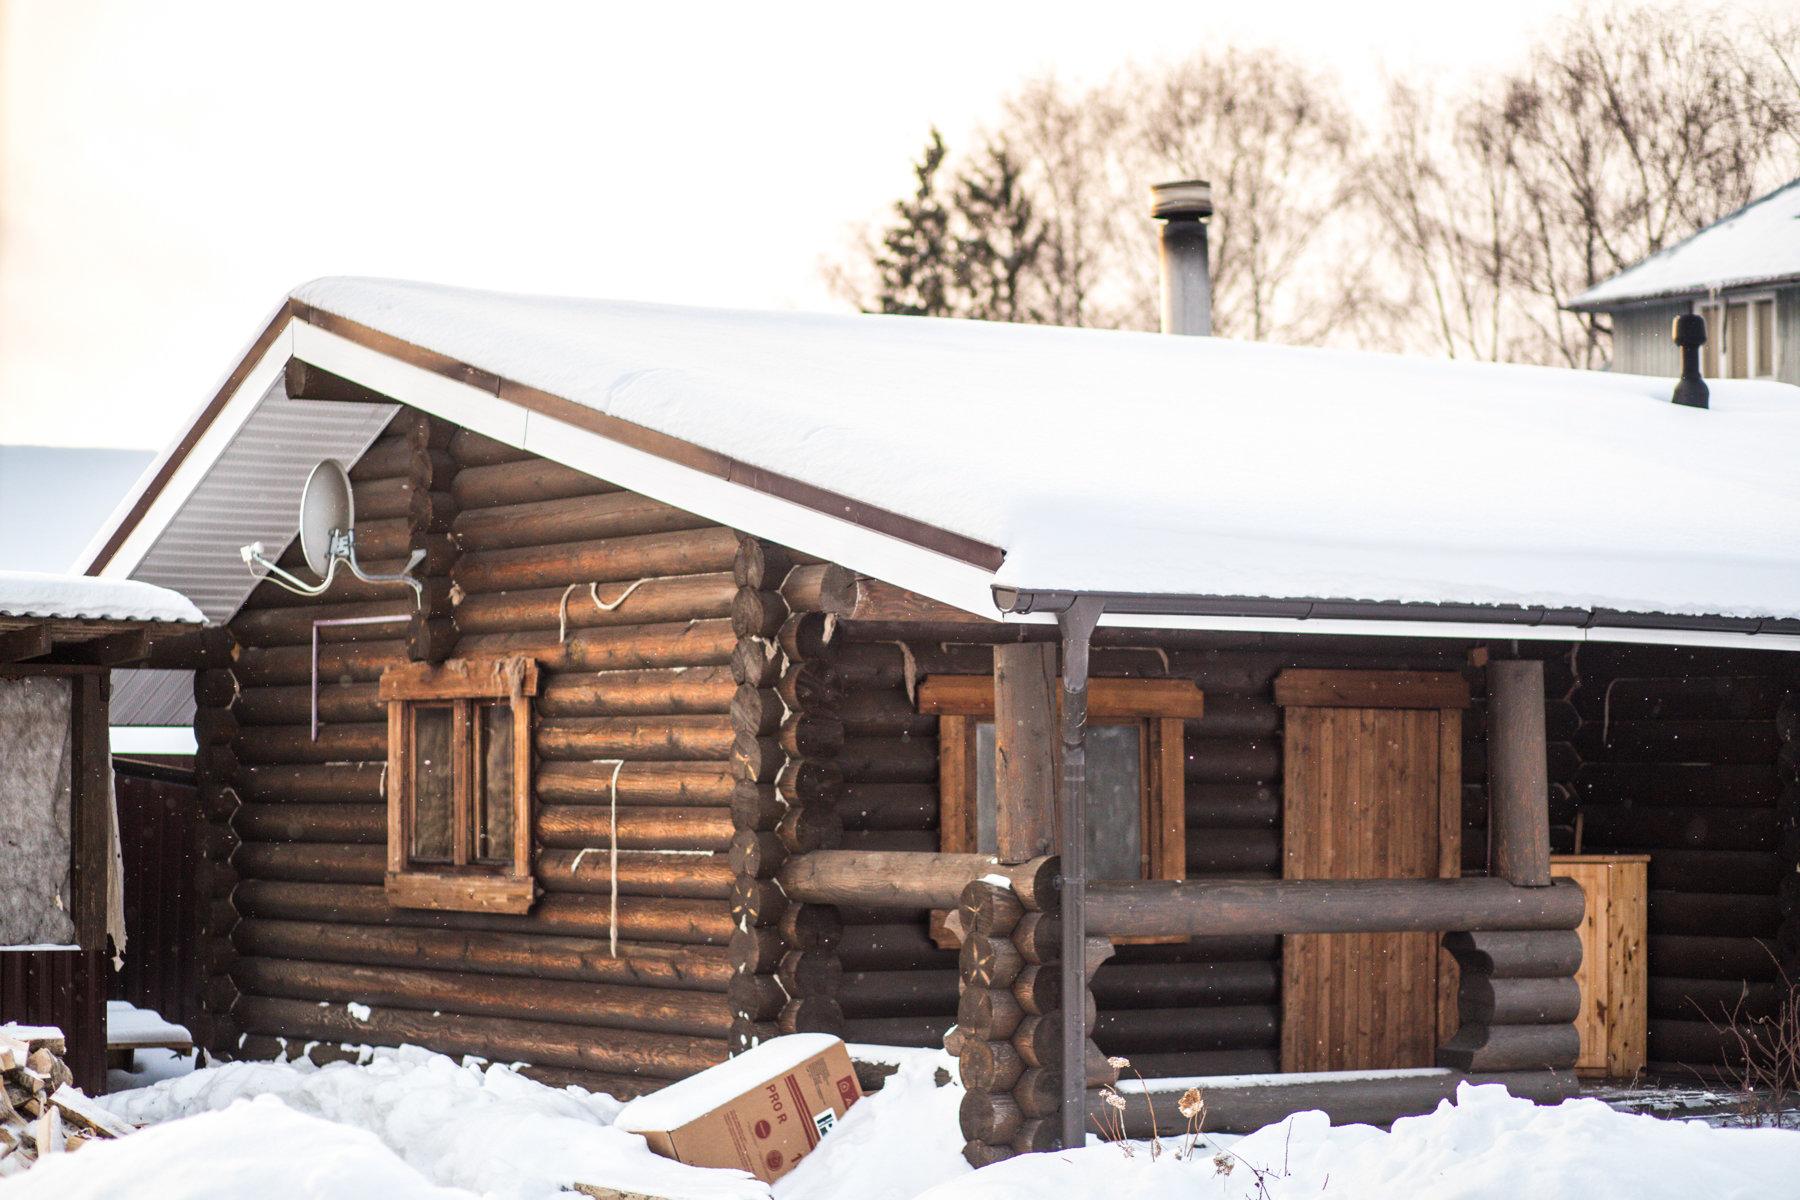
[[0, 569, 202, 625], [1568, 179, 1800, 310], [0, 445, 155, 572], [87, 278, 1800, 652]]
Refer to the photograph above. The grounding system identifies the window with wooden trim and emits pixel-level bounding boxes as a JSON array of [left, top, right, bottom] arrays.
[[380, 656, 538, 914], [917, 676, 1201, 946]]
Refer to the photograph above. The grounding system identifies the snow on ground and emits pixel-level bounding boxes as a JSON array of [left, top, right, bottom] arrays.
[[21, 1043, 1800, 1200]]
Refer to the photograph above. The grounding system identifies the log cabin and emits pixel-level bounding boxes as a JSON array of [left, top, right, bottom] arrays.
[[0, 571, 204, 1090], [79, 186, 1800, 1158]]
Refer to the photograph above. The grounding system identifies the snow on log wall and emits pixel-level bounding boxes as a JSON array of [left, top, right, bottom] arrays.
[[1569, 643, 1800, 1071], [203, 412, 738, 1098]]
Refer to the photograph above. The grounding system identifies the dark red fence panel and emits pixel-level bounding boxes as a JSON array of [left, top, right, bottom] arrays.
[[111, 764, 205, 1041], [0, 948, 106, 1092]]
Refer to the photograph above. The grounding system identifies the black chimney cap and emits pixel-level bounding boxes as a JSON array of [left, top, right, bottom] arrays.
[[1671, 313, 1709, 409], [1150, 180, 1213, 221]]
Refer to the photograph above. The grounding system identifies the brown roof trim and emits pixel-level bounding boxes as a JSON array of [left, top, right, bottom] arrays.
[[86, 300, 303, 574], [294, 305, 1006, 571], [90, 298, 1005, 577]]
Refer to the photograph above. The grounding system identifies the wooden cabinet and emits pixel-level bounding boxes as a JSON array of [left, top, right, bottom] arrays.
[[1551, 855, 1649, 1078]]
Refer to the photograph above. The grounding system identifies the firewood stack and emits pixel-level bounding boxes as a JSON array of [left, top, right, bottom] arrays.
[[0, 1027, 134, 1176]]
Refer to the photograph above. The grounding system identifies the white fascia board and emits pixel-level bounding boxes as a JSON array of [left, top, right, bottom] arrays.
[[520, 409, 1002, 617], [1084, 608, 1800, 652], [291, 322, 528, 448], [89, 326, 292, 579], [291, 325, 1002, 618]]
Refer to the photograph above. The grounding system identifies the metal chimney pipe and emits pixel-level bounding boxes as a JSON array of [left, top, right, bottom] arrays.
[[1150, 179, 1213, 336]]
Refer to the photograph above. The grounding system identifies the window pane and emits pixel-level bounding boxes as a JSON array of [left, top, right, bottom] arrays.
[[1755, 300, 1775, 377], [410, 705, 454, 863], [1084, 724, 1143, 881], [971, 720, 1143, 880], [473, 701, 515, 865], [1726, 303, 1749, 378]]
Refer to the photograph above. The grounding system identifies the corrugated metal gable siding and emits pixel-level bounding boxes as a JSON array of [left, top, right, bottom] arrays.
[[127, 380, 396, 621], [112, 668, 196, 728], [1607, 302, 1686, 377]]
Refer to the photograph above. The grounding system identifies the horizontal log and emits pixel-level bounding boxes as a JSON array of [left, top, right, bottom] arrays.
[[1437, 1022, 1580, 1072], [234, 639, 409, 687], [1094, 1069, 1576, 1138], [1186, 784, 1280, 830], [1456, 976, 1582, 1025], [1639, 849, 1784, 895], [1187, 829, 1282, 874], [1647, 890, 1781, 937], [235, 841, 383, 884], [1580, 805, 1776, 852], [457, 619, 736, 672], [780, 852, 1055, 910], [1647, 935, 1782, 981], [537, 848, 732, 898], [450, 457, 619, 510], [234, 682, 382, 727], [233, 917, 731, 990], [447, 427, 530, 468], [1091, 960, 1279, 1009], [1185, 740, 1280, 785], [453, 576, 736, 636], [1573, 676, 1792, 722], [235, 880, 733, 945], [1573, 763, 1782, 808], [236, 994, 723, 1080], [236, 803, 383, 844], [234, 722, 386, 765], [835, 737, 942, 785], [233, 956, 731, 1037], [238, 763, 385, 804], [232, 600, 413, 648], [455, 527, 740, 593], [836, 691, 935, 738], [1648, 1019, 1749, 1068], [842, 1015, 953, 1048], [536, 760, 734, 806], [453, 491, 713, 552], [840, 922, 956, 972], [535, 715, 734, 762], [1093, 1004, 1277, 1053], [537, 806, 733, 851], [839, 970, 958, 1018], [535, 666, 735, 718], [826, 576, 989, 625], [1649, 976, 1786, 1023], [1574, 720, 1780, 765], [1088, 878, 1586, 939]]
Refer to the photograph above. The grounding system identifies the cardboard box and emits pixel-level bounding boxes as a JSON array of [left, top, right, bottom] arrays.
[[614, 1034, 863, 1184]]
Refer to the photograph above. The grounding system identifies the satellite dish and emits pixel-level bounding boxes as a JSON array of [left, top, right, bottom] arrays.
[[299, 459, 354, 578], [239, 457, 424, 606]]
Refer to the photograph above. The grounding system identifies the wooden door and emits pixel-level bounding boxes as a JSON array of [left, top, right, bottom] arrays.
[[1276, 671, 1466, 1072]]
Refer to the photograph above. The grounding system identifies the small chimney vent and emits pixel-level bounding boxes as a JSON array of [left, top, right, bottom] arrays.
[[1150, 179, 1213, 337], [1671, 314, 1710, 409]]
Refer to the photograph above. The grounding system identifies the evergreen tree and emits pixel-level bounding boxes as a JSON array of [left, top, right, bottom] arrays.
[[952, 143, 1044, 323], [872, 130, 955, 316]]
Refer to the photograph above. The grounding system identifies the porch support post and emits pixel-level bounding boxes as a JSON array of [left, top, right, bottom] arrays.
[[993, 643, 1059, 863], [1056, 597, 1104, 1149], [1488, 659, 1551, 887]]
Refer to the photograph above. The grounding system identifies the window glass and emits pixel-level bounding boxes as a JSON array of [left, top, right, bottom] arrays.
[[1727, 302, 1750, 378], [1755, 299, 1775, 377], [972, 720, 1144, 880], [473, 701, 515, 865], [410, 705, 455, 863]]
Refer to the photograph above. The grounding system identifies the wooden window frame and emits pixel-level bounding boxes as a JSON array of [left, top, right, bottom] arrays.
[[379, 656, 539, 914], [918, 676, 1201, 947]]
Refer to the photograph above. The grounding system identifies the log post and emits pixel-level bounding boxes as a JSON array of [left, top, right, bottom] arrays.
[[1055, 597, 1104, 1149], [1436, 930, 1581, 1072], [727, 536, 844, 1051], [404, 411, 457, 663], [1489, 660, 1551, 886], [993, 643, 1058, 863], [192, 632, 245, 1057], [954, 863, 1113, 1164]]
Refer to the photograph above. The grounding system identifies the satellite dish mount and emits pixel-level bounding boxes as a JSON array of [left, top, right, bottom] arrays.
[[240, 459, 424, 605]]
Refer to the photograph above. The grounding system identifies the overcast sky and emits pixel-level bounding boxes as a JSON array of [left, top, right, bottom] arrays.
[[0, 0, 1685, 450]]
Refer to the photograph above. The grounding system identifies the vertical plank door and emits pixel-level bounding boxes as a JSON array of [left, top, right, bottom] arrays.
[[1276, 670, 1466, 1073]]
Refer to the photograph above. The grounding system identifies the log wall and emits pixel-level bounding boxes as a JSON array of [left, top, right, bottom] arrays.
[[208, 413, 738, 1095], [1566, 643, 1800, 1071], [832, 627, 1486, 1076]]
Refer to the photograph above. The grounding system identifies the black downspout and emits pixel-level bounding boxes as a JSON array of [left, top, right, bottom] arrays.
[[1056, 596, 1105, 1149]]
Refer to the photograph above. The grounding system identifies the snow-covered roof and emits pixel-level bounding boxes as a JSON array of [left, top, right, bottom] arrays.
[[1569, 179, 1800, 309], [0, 570, 203, 625], [89, 278, 1800, 649]]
